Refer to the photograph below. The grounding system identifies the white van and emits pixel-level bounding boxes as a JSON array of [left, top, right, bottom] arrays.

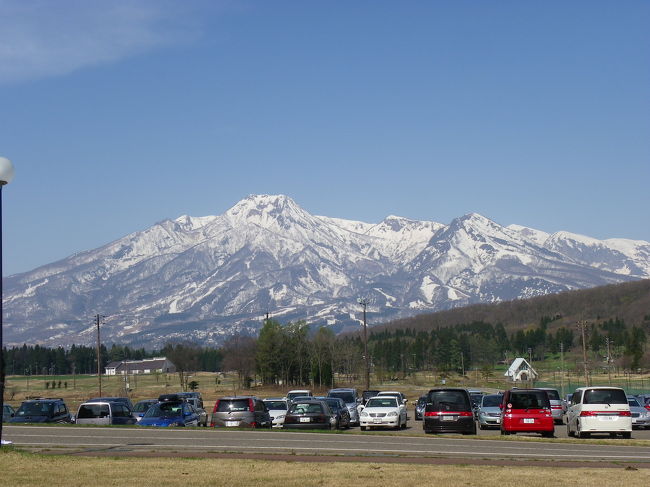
[[566, 386, 632, 438], [75, 401, 137, 426]]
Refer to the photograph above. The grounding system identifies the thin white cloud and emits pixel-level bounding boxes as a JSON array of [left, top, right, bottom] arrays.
[[0, 0, 210, 83]]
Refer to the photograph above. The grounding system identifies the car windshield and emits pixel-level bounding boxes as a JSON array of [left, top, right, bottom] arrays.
[[78, 404, 110, 419], [366, 398, 397, 408], [264, 401, 287, 410], [217, 399, 250, 412], [17, 402, 53, 416], [133, 401, 155, 412], [289, 403, 324, 414], [287, 392, 310, 400], [144, 402, 184, 418], [428, 391, 470, 411], [481, 395, 502, 408], [509, 391, 550, 409], [583, 389, 627, 405], [328, 392, 355, 403]]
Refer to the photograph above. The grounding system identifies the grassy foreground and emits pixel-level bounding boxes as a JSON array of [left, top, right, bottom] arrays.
[[1, 449, 648, 487]]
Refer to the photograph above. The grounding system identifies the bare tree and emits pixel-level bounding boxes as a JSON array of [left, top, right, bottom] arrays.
[[222, 334, 257, 388]]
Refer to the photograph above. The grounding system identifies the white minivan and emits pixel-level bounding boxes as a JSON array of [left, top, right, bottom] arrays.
[[566, 386, 632, 439]]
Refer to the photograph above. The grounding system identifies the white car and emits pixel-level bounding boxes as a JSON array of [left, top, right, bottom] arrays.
[[566, 386, 632, 439], [263, 398, 289, 428], [359, 396, 407, 430]]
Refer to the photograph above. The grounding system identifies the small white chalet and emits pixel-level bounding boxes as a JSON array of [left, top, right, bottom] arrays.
[[104, 357, 176, 376], [504, 357, 538, 382]]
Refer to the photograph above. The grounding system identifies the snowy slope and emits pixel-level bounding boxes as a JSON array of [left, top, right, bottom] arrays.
[[3, 195, 646, 347]]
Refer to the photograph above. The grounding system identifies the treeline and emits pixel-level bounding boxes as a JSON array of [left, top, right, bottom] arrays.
[[3, 315, 647, 384], [3, 343, 223, 376]]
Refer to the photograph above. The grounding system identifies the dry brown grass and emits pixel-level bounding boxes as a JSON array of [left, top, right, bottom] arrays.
[[1, 449, 648, 487]]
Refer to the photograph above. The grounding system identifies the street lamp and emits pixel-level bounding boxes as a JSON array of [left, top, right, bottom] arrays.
[[0, 156, 15, 447], [357, 298, 370, 391]]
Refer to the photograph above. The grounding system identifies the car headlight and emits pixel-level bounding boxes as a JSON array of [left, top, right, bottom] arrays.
[[387, 411, 398, 417], [360, 411, 368, 417], [276, 414, 285, 420]]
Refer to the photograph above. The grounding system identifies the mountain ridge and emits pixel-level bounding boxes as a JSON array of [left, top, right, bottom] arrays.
[[4, 194, 648, 348]]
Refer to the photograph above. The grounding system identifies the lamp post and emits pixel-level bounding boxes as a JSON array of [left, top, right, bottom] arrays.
[[0, 156, 15, 447], [357, 298, 370, 391]]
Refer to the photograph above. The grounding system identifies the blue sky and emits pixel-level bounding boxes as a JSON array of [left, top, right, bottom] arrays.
[[1, 0, 648, 276]]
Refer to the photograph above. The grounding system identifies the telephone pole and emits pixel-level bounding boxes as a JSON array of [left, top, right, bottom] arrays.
[[577, 320, 589, 386], [96, 314, 104, 396], [605, 337, 613, 385], [358, 298, 370, 391]]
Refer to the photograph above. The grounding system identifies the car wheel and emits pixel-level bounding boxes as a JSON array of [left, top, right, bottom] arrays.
[[479, 423, 485, 430], [622, 432, 631, 439], [360, 426, 366, 431], [577, 422, 589, 439], [541, 431, 554, 438]]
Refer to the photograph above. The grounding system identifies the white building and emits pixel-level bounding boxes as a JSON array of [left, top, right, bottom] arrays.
[[104, 357, 176, 376], [504, 357, 538, 382]]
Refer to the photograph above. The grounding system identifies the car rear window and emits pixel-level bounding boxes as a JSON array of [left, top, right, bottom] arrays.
[[216, 399, 250, 412], [427, 390, 471, 411], [77, 404, 110, 419], [509, 391, 550, 409], [18, 402, 54, 416], [583, 388, 627, 405], [543, 389, 560, 400], [290, 402, 324, 414]]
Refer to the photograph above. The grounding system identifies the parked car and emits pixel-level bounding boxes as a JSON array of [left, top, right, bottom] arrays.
[[175, 392, 204, 410], [477, 393, 503, 430], [376, 391, 408, 405], [184, 397, 208, 426], [414, 395, 427, 421], [538, 387, 565, 424], [132, 399, 158, 422], [3, 404, 15, 422], [75, 401, 137, 426], [500, 388, 554, 437], [628, 396, 650, 430], [327, 388, 360, 426], [211, 396, 272, 428], [360, 396, 407, 430], [138, 397, 200, 427], [86, 397, 134, 410], [9, 398, 72, 424], [469, 391, 484, 419], [423, 388, 476, 435], [286, 390, 313, 403], [282, 399, 333, 430], [566, 386, 632, 439], [263, 398, 289, 428], [317, 397, 351, 429]]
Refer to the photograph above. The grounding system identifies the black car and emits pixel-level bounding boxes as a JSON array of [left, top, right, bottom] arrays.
[[361, 390, 381, 405], [423, 388, 476, 435], [282, 400, 333, 430], [316, 396, 351, 429], [9, 398, 72, 424]]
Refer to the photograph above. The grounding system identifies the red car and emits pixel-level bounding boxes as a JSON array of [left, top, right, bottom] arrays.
[[500, 388, 554, 437]]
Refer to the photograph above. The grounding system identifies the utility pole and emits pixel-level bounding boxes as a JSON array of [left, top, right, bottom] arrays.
[[358, 298, 370, 391], [605, 337, 613, 385], [560, 342, 565, 396], [577, 320, 589, 386], [96, 314, 104, 396]]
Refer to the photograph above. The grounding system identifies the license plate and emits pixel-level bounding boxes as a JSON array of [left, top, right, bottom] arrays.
[[300, 417, 310, 423], [441, 416, 457, 421], [599, 416, 614, 421], [373, 419, 382, 424], [523, 418, 535, 424], [225, 421, 239, 427], [495, 418, 501, 424]]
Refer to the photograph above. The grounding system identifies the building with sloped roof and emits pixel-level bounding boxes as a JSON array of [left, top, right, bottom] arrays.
[[104, 357, 175, 376], [504, 357, 538, 382]]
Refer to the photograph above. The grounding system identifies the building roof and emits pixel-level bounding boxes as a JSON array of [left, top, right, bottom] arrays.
[[504, 357, 538, 378]]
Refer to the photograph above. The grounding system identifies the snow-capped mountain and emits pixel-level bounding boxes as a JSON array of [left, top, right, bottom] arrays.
[[3, 195, 647, 348]]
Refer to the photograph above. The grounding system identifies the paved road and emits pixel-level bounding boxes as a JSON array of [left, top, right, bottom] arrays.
[[5, 425, 650, 464]]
